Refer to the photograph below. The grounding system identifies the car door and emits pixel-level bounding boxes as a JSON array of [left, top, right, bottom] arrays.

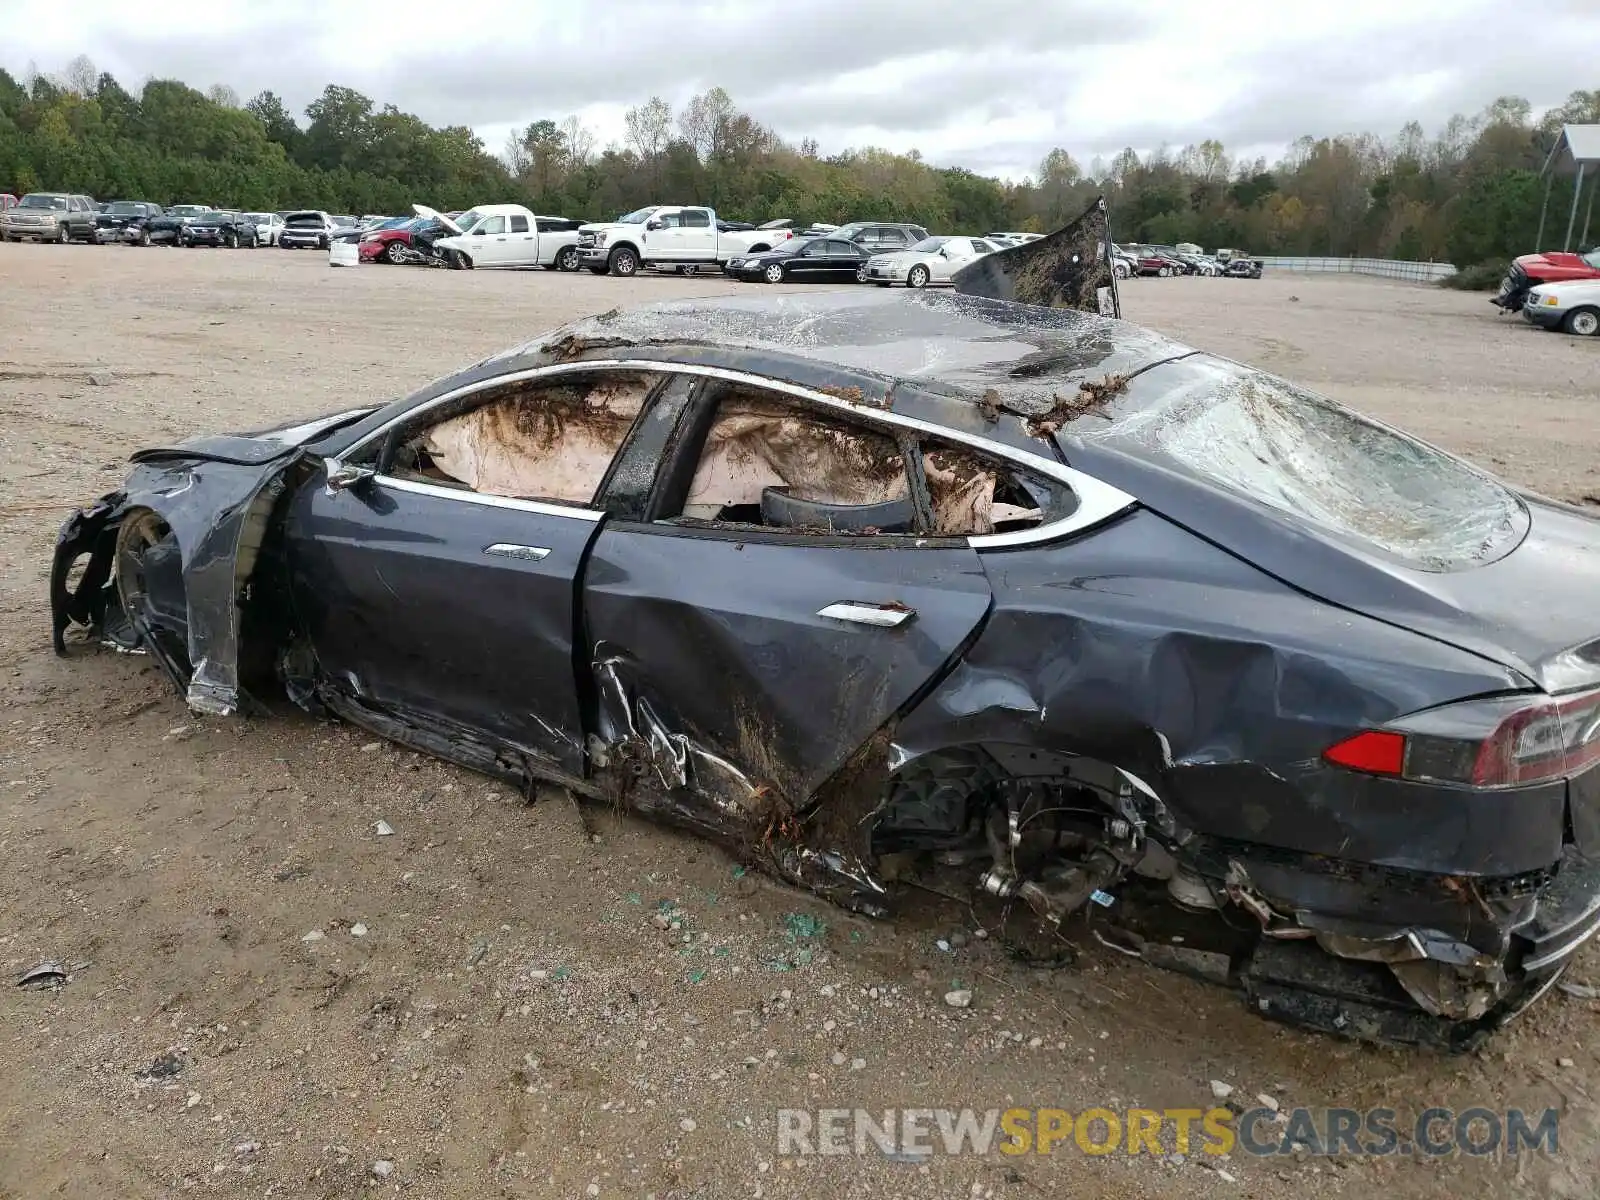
[[581, 372, 993, 823], [789, 240, 829, 277], [823, 239, 866, 277], [932, 238, 975, 282], [283, 367, 666, 779], [643, 209, 683, 261], [504, 213, 538, 266], [871, 227, 909, 256], [466, 214, 510, 264], [678, 208, 717, 260]]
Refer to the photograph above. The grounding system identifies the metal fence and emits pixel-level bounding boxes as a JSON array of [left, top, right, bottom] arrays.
[[1254, 256, 1458, 283]]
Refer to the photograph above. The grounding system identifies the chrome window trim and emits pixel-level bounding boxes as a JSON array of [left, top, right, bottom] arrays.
[[338, 359, 1137, 547], [355, 470, 606, 522]]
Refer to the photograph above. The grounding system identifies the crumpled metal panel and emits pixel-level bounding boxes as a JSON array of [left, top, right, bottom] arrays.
[[50, 455, 301, 715], [581, 524, 995, 912], [892, 506, 1552, 877], [951, 198, 1120, 316]]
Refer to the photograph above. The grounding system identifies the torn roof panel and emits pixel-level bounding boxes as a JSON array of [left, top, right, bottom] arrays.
[[501, 290, 1194, 417]]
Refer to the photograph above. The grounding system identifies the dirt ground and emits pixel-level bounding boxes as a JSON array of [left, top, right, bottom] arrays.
[[2, 245, 1598, 1200]]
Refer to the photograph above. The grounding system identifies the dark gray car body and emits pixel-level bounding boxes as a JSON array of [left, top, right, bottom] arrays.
[[48, 276, 1600, 1049]]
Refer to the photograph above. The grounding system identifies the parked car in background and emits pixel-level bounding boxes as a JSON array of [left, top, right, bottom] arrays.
[[1, 192, 98, 242], [725, 235, 875, 283], [1223, 257, 1263, 278], [1522, 278, 1600, 336], [94, 201, 164, 244], [1111, 244, 1138, 278], [180, 210, 261, 248], [359, 216, 425, 264], [1127, 245, 1187, 277], [167, 204, 215, 220], [862, 235, 1000, 288], [1492, 248, 1600, 314], [577, 206, 801, 276], [825, 221, 931, 257], [1150, 246, 1210, 276], [1150, 245, 1202, 275], [140, 211, 184, 246], [433, 205, 586, 271], [280, 211, 336, 249], [245, 213, 285, 245], [1, 193, 18, 212]]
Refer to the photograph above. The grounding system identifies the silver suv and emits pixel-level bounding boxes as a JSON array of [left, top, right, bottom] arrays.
[[1, 192, 99, 243]]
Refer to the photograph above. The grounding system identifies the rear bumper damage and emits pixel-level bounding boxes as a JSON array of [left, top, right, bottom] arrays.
[[1191, 841, 1600, 1049]]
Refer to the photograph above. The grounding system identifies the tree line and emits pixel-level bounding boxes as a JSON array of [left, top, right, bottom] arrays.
[[2, 55, 1596, 271]]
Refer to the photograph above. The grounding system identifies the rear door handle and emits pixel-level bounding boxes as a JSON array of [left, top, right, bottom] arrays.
[[485, 543, 550, 562], [817, 602, 915, 627]]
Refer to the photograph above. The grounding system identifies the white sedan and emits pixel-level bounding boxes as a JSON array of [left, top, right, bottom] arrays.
[[245, 213, 285, 246], [861, 236, 1002, 288]]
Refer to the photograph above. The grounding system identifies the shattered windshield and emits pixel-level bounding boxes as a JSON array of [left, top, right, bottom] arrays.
[[19, 194, 68, 210], [1079, 358, 1527, 571]]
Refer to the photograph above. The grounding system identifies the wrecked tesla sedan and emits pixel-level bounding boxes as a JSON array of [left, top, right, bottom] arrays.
[[48, 204, 1600, 1052]]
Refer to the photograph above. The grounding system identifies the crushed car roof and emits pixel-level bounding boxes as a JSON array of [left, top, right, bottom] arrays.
[[502, 290, 1197, 418]]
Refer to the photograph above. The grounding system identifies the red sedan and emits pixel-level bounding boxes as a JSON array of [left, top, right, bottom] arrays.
[[358, 217, 425, 264]]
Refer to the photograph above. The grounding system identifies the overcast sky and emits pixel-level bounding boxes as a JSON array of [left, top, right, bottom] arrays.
[[3, 0, 1596, 181]]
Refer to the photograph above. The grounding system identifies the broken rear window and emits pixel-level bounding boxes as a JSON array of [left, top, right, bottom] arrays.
[[388, 372, 653, 506], [674, 391, 912, 534], [1080, 358, 1527, 570], [921, 445, 1065, 536], [664, 387, 1066, 538]]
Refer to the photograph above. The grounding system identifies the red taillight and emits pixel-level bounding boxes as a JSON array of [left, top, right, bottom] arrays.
[[1323, 730, 1406, 776], [1471, 691, 1600, 786], [1323, 687, 1600, 789]]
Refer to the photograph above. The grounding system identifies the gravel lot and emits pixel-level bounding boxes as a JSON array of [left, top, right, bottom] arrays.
[[2, 244, 1597, 1199]]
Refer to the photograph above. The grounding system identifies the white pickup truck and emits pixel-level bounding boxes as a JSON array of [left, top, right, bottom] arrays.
[[576, 206, 795, 276], [433, 204, 585, 270]]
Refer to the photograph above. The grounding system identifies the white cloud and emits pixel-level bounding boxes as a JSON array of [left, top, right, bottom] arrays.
[[3, 0, 1596, 181]]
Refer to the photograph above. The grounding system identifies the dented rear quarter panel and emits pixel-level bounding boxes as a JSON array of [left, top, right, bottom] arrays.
[[894, 506, 1554, 876]]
